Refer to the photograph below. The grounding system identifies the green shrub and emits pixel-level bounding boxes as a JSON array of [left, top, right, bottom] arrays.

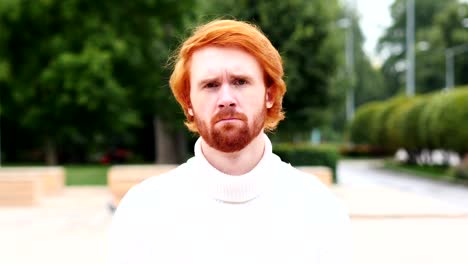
[[349, 102, 382, 145], [418, 92, 447, 149], [273, 143, 339, 183], [385, 97, 416, 151], [370, 96, 408, 150], [400, 96, 429, 151], [339, 144, 389, 157], [431, 88, 468, 154], [349, 86, 468, 157]]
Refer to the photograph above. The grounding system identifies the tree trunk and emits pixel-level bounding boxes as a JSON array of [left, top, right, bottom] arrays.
[[44, 136, 57, 165], [154, 116, 178, 164], [175, 129, 188, 161]]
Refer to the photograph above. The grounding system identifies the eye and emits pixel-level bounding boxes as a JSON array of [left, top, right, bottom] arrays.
[[233, 78, 248, 86], [204, 81, 220, 88]]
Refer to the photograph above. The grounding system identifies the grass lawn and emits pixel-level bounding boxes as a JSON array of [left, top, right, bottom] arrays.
[[65, 165, 109, 186], [383, 160, 455, 182]]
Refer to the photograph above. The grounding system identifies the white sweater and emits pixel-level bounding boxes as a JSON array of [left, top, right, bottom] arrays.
[[108, 134, 352, 264]]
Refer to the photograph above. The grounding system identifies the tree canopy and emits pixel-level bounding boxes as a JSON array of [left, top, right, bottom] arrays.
[[377, 0, 468, 94], [0, 0, 194, 163], [0, 0, 377, 163]]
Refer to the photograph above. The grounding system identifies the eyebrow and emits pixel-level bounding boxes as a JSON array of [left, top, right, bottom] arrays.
[[196, 73, 255, 87], [229, 73, 254, 82], [197, 77, 220, 87]]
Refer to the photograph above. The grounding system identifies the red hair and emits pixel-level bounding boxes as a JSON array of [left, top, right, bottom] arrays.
[[169, 19, 286, 132]]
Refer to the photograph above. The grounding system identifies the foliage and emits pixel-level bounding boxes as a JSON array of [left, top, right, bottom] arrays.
[[399, 96, 429, 151], [418, 91, 447, 149], [349, 102, 382, 145], [348, 87, 468, 156], [377, 0, 468, 93], [331, 6, 386, 134], [0, 0, 194, 164], [385, 98, 415, 150], [273, 143, 339, 182], [430, 88, 468, 153], [376, 96, 409, 150]]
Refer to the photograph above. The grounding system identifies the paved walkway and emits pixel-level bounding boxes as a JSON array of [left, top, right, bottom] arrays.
[[337, 160, 468, 264], [338, 159, 468, 210], [0, 187, 112, 264], [0, 161, 467, 264]]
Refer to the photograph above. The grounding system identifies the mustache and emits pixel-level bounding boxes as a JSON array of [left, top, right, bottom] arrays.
[[211, 108, 248, 124]]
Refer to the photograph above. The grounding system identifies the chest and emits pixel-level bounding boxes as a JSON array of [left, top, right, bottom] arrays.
[[147, 198, 323, 264]]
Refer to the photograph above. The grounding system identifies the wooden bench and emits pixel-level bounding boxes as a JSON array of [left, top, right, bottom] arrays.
[[0, 167, 66, 206], [108, 165, 178, 206], [0, 167, 65, 195], [34, 167, 65, 195], [296, 166, 333, 186], [0, 171, 43, 206]]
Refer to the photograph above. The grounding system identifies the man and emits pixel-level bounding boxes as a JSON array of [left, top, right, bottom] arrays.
[[109, 19, 352, 264]]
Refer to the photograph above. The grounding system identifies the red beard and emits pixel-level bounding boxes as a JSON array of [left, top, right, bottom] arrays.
[[195, 107, 266, 153]]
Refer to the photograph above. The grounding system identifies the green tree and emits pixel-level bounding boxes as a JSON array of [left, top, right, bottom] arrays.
[[0, 0, 194, 164], [377, 0, 459, 94], [430, 2, 468, 87], [331, 6, 387, 138]]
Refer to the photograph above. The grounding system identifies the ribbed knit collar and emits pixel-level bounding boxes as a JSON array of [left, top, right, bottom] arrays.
[[192, 133, 275, 204]]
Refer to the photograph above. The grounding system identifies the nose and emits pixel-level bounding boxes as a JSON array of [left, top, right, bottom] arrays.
[[217, 83, 236, 108]]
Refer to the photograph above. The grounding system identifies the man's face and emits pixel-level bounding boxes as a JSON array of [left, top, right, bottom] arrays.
[[189, 46, 273, 153]]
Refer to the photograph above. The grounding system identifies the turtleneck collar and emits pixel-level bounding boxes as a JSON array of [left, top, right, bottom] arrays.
[[192, 133, 277, 204]]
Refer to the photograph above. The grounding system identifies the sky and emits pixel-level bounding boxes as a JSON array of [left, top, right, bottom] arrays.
[[354, 0, 394, 66]]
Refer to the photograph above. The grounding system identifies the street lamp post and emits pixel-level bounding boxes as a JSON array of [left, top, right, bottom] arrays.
[[345, 14, 355, 122], [445, 43, 468, 90], [337, 3, 356, 122], [406, 0, 415, 97]]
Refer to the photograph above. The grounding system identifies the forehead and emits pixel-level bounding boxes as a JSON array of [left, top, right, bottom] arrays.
[[189, 46, 263, 79]]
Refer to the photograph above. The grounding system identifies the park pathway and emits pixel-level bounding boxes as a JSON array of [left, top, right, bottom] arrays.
[[338, 159, 468, 210], [336, 159, 468, 264]]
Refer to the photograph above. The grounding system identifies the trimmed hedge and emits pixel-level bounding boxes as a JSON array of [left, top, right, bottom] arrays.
[[400, 97, 428, 151], [349, 102, 382, 145], [273, 143, 339, 183], [431, 89, 468, 153], [348, 86, 468, 156], [385, 98, 414, 151], [373, 96, 409, 150]]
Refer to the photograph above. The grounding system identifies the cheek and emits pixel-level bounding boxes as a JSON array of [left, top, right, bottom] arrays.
[[191, 100, 212, 120]]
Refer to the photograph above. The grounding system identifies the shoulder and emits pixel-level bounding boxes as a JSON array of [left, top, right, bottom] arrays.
[[272, 155, 349, 219], [108, 163, 193, 263], [123, 162, 191, 202], [272, 156, 330, 194], [114, 161, 193, 215]]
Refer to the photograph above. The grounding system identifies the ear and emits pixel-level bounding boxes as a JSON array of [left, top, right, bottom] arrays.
[[188, 108, 194, 116], [266, 87, 274, 109]]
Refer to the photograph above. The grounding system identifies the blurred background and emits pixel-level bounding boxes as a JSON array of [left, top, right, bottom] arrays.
[[0, 0, 468, 263], [0, 0, 467, 171]]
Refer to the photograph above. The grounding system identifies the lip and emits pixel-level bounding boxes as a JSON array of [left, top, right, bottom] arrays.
[[221, 118, 238, 121], [217, 118, 240, 123]]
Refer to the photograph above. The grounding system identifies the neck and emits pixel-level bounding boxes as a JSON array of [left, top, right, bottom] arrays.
[[200, 132, 266, 176]]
